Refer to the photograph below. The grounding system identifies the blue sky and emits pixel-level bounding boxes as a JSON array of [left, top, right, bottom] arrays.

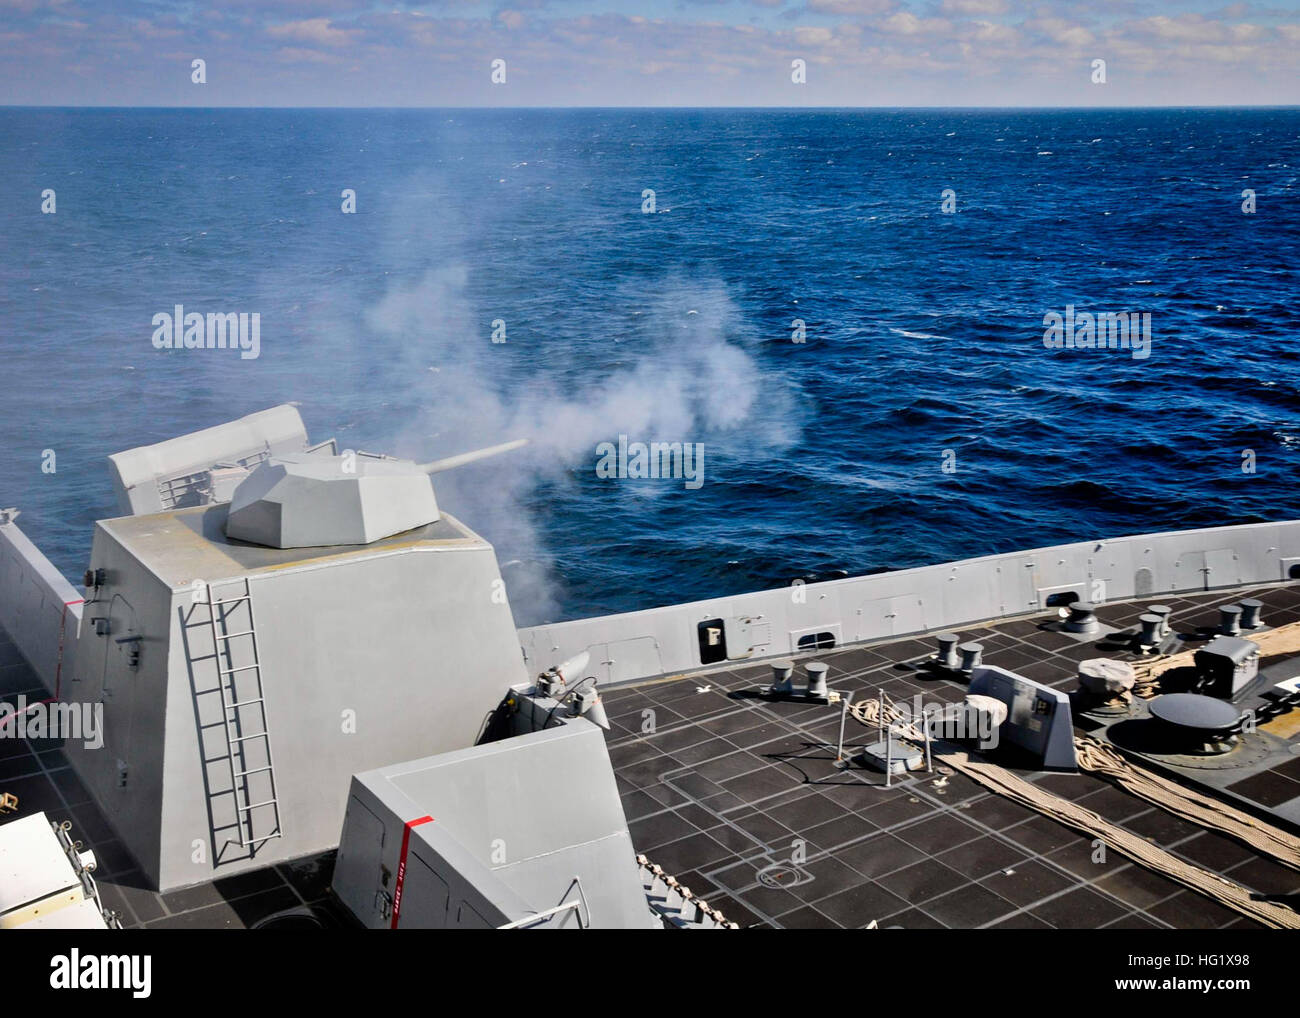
[[2, 0, 1297, 106]]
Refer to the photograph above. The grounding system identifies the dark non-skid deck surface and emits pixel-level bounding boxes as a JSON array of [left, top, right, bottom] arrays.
[[3, 583, 1300, 929], [601, 583, 1300, 929]]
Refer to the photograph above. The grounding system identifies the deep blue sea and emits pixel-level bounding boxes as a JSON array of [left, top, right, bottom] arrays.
[[1, 108, 1298, 626]]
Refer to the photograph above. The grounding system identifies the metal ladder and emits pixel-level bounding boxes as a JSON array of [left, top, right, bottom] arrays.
[[204, 577, 283, 851]]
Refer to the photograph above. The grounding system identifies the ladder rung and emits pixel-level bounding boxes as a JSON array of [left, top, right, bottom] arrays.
[[215, 629, 255, 639], [229, 733, 268, 744], [227, 697, 264, 709], [232, 765, 273, 778], [218, 664, 259, 675], [241, 834, 282, 847], [211, 595, 251, 606], [241, 799, 278, 811]]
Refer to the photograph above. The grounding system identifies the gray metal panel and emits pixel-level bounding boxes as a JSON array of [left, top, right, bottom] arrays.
[[98, 504, 469, 588], [332, 797, 387, 926], [334, 776, 522, 930]]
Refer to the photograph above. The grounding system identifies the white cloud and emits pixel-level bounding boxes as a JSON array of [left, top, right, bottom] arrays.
[[267, 17, 354, 47], [804, 0, 895, 16], [940, 0, 1009, 15], [794, 25, 834, 44], [0, 0, 1297, 105], [879, 11, 952, 35], [1027, 16, 1094, 48]]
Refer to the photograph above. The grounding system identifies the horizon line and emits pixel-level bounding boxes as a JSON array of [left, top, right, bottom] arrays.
[[3, 103, 1298, 112]]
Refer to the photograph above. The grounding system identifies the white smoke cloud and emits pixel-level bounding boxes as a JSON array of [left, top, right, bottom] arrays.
[[358, 261, 802, 624]]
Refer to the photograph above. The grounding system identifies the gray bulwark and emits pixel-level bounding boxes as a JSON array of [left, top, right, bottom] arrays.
[[335, 721, 658, 929]]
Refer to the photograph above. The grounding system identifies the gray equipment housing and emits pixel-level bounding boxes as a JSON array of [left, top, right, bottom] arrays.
[[334, 718, 657, 929], [968, 665, 1078, 772], [1195, 636, 1261, 699]]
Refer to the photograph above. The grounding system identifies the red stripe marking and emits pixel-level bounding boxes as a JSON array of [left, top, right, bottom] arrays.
[[390, 815, 434, 929], [52, 599, 84, 701], [10, 599, 89, 717]]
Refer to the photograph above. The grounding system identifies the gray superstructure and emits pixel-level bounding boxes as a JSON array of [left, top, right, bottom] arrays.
[[4, 411, 531, 891]]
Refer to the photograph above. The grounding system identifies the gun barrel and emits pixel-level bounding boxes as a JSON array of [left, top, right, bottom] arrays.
[[418, 438, 529, 475]]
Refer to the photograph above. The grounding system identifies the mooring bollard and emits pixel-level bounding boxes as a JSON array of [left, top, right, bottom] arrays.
[[958, 642, 983, 673]]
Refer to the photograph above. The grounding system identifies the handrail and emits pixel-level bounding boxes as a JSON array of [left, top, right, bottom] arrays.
[[497, 875, 589, 929], [497, 899, 583, 930]]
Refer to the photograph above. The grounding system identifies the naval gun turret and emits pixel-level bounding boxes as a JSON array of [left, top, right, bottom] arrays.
[[224, 439, 528, 549], [50, 419, 536, 892]]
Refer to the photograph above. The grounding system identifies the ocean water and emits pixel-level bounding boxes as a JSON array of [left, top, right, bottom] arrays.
[[1, 107, 1298, 627]]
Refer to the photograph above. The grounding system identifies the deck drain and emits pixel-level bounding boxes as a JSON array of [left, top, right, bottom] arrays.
[[756, 862, 814, 888]]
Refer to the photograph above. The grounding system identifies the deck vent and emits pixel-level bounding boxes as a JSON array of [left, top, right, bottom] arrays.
[[796, 632, 837, 652]]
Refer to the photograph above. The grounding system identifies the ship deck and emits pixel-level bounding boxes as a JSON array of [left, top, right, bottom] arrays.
[[3, 582, 1300, 929], [604, 582, 1300, 930]]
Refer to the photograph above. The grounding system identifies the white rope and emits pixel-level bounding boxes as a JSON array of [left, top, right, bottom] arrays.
[[1073, 735, 1300, 871]]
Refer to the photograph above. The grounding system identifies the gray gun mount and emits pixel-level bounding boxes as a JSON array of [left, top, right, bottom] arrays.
[[225, 439, 528, 549]]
